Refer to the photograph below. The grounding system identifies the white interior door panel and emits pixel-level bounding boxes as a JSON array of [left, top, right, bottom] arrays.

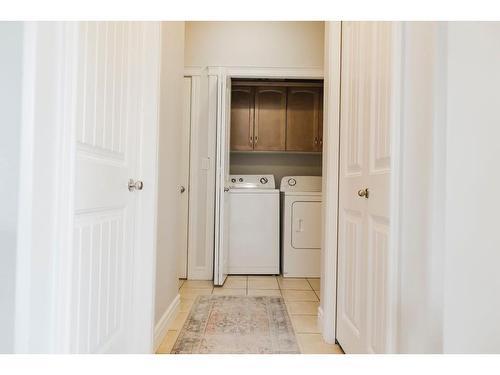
[[337, 22, 393, 354], [213, 72, 231, 286], [178, 77, 192, 279], [72, 21, 159, 353]]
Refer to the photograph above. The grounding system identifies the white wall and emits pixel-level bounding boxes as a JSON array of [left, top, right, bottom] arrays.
[[185, 22, 324, 68], [155, 22, 185, 324], [397, 21, 500, 354], [397, 22, 446, 353], [185, 22, 325, 280], [0, 21, 23, 353], [442, 22, 500, 353]]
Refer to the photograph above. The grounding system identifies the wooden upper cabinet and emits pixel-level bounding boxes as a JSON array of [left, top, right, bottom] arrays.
[[230, 87, 255, 151], [254, 87, 287, 151], [230, 81, 323, 152], [286, 87, 322, 152]]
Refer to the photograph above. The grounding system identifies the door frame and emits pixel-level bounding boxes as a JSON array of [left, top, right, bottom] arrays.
[[15, 21, 78, 353], [185, 66, 326, 282], [386, 21, 404, 354], [319, 21, 341, 345], [14, 21, 161, 353]]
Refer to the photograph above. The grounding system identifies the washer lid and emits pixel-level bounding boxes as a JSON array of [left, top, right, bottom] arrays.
[[280, 176, 322, 192]]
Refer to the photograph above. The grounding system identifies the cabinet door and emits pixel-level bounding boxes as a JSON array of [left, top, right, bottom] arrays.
[[230, 86, 254, 151], [254, 87, 287, 151], [286, 87, 321, 152]]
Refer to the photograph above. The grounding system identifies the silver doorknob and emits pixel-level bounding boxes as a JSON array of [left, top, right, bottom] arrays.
[[128, 179, 144, 192], [357, 188, 369, 198], [224, 187, 230, 192], [180, 186, 186, 193]]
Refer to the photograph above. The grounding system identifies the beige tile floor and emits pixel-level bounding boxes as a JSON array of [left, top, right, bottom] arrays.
[[157, 275, 344, 354]]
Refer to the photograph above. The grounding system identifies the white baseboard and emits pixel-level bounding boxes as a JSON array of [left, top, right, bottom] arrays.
[[153, 294, 180, 351]]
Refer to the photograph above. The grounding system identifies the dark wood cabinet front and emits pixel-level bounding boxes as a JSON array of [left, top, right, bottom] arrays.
[[230, 81, 323, 153], [230, 86, 255, 151], [286, 87, 321, 152], [254, 87, 287, 151]]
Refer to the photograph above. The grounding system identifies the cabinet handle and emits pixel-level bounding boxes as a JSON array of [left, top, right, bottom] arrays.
[[314, 137, 318, 145], [254, 122, 259, 145], [249, 136, 253, 145]]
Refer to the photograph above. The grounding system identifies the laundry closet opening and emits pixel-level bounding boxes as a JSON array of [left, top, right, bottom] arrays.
[[177, 73, 327, 286], [224, 78, 324, 280]]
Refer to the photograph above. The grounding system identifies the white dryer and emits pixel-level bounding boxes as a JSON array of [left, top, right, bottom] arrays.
[[228, 175, 280, 275], [280, 176, 322, 278]]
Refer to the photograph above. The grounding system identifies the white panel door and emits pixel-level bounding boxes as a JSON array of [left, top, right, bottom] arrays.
[[178, 77, 192, 279], [72, 22, 157, 353], [337, 22, 393, 354], [213, 73, 231, 286]]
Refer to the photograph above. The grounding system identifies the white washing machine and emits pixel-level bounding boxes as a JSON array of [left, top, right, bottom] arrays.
[[228, 175, 280, 275], [280, 176, 322, 278]]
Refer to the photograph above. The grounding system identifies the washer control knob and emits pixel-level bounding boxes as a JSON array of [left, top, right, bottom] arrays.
[[238, 178, 243, 182], [231, 178, 236, 183], [288, 178, 297, 187], [260, 177, 268, 184]]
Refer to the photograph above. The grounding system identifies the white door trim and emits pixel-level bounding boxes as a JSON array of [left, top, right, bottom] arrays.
[[386, 21, 404, 354], [51, 21, 79, 353], [129, 21, 162, 353], [15, 21, 161, 353], [207, 66, 323, 80], [15, 21, 78, 353], [320, 21, 341, 344]]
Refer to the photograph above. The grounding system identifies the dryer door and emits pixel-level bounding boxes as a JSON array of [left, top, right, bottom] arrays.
[[291, 201, 322, 249]]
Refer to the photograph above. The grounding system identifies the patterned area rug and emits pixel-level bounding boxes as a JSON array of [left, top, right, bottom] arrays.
[[171, 295, 300, 354]]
